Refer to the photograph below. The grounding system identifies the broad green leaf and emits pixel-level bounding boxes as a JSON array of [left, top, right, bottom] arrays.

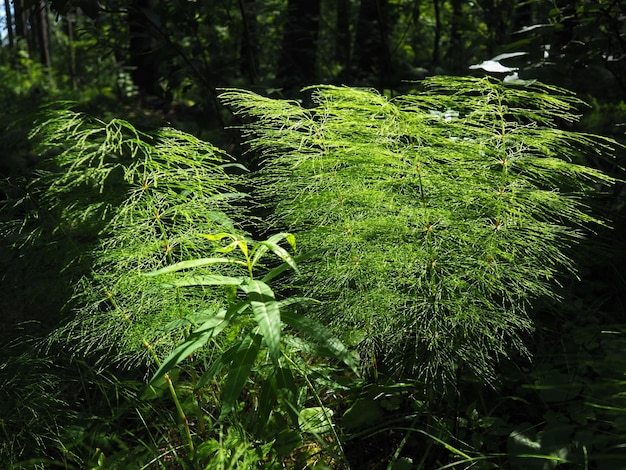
[[156, 308, 221, 333], [298, 407, 334, 434], [342, 398, 383, 430], [251, 233, 298, 273], [241, 280, 281, 364], [149, 309, 229, 385], [219, 334, 262, 420], [275, 363, 299, 424], [194, 341, 242, 390], [254, 373, 278, 435], [198, 233, 237, 254], [281, 310, 358, 373], [261, 250, 321, 283], [199, 232, 236, 242]]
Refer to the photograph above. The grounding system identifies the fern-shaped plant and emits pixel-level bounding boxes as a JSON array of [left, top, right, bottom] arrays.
[[3, 104, 356, 467], [220, 76, 616, 392], [145, 231, 356, 463], [17, 103, 246, 367]]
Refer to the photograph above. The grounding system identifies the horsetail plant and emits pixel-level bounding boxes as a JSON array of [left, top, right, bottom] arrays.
[[220, 76, 617, 395], [3, 104, 251, 464], [25, 103, 246, 367]]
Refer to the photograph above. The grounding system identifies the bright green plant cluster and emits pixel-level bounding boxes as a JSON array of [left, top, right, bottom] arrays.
[[24, 103, 243, 367], [3, 103, 355, 467], [1, 76, 619, 468], [221, 76, 615, 391]]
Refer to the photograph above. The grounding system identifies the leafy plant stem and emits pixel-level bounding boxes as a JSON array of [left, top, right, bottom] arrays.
[[282, 351, 348, 468], [385, 412, 421, 470], [106, 288, 195, 455], [165, 373, 195, 454]]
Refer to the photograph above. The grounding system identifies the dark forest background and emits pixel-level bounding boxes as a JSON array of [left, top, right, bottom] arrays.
[[1, 1, 626, 469]]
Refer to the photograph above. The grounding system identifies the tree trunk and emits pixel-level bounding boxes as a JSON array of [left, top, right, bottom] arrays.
[[128, 0, 160, 95], [353, 0, 390, 87], [432, 0, 441, 67], [238, 0, 258, 83], [66, 16, 78, 88], [445, 0, 465, 73], [35, 2, 52, 67], [276, 0, 321, 91], [335, 0, 352, 76], [13, 0, 33, 56], [4, 0, 14, 48]]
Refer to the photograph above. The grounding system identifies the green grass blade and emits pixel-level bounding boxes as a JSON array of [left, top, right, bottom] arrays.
[[281, 310, 358, 373], [219, 334, 262, 420], [160, 274, 245, 288], [276, 297, 319, 309]]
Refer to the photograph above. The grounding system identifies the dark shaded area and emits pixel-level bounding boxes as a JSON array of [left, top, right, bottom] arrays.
[[0, 0, 625, 468], [276, 0, 321, 91]]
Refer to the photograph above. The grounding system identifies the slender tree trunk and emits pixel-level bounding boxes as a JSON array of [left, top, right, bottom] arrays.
[[35, 2, 52, 67], [13, 0, 32, 56], [335, 0, 351, 76], [432, 0, 441, 67], [479, 0, 515, 56], [353, 0, 390, 87], [66, 16, 78, 88], [238, 0, 258, 83], [277, 0, 321, 91], [4, 0, 14, 48], [446, 0, 464, 72], [128, 0, 160, 95]]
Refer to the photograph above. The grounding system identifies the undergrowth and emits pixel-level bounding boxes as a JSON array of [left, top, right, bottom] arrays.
[[1, 76, 622, 469]]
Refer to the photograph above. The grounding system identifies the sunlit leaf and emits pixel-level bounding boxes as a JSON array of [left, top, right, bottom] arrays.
[[298, 407, 334, 434], [143, 257, 246, 276], [160, 274, 245, 288], [241, 280, 281, 364], [251, 232, 298, 273]]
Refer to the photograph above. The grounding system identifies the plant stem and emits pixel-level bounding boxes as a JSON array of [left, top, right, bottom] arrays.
[[283, 352, 349, 468], [106, 288, 195, 455]]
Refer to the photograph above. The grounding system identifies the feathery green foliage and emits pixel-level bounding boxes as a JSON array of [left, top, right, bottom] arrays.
[[221, 76, 616, 391], [2, 105, 355, 467], [20, 103, 246, 367]]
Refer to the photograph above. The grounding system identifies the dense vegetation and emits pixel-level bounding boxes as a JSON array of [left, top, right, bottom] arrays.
[[1, 1, 625, 469]]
